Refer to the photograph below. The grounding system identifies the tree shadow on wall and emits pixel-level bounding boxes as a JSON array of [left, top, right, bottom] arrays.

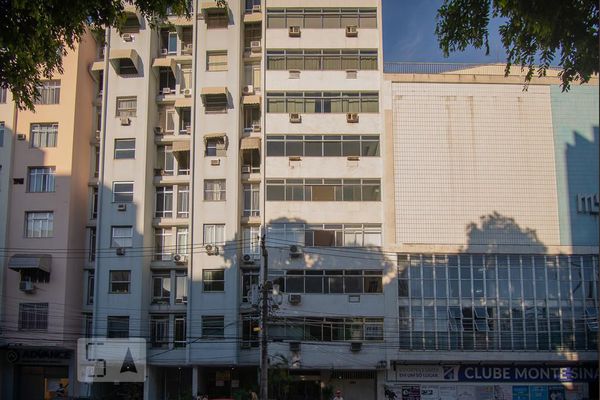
[[463, 211, 547, 254]]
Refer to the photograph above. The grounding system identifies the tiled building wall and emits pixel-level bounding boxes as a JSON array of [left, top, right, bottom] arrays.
[[391, 83, 560, 248]]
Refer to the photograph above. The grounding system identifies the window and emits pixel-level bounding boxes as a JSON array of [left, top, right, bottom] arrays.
[[267, 49, 377, 71], [202, 316, 224, 338], [267, 223, 381, 247], [19, 303, 49, 331], [176, 227, 189, 256], [28, 167, 55, 192], [0, 87, 6, 103], [174, 315, 186, 347], [266, 8, 377, 29], [177, 185, 190, 217], [268, 316, 384, 342], [179, 108, 191, 133], [93, 146, 100, 177], [114, 139, 135, 159], [34, 80, 60, 105], [116, 97, 137, 118], [267, 135, 380, 157], [154, 228, 174, 261], [107, 316, 129, 338], [203, 269, 225, 292], [204, 180, 226, 201], [84, 313, 93, 338], [88, 227, 97, 262], [243, 184, 260, 216], [109, 270, 131, 293], [0, 122, 4, 147], [111, 226, 133, 248], [30, 123, 58, 148], [168, 31, 178, 54], [150, 316, 169, 347], [91, 187, 98, 219], [87, 271, 95, 305], [164, 108, 176, 132], [266, 92, 378, 113], [159, 68, 176, 92], [25, 211, 54, 238], [152, 274, 171, 303], [207, 51, 228, 71], [156, 186, 174, 218], [243, 226, 261, 257], [271, 270, 383, 294], [205, 137, 227, 156], [266, 178, 380, 201], [176, 274, 188, 303], [157, 145, 174, 175], [204, 224, 225, 245], [242, 269, 260, 302], [112, 182, 134, 203], [118, 59, 138, 75], [203, 94, 228, 113]]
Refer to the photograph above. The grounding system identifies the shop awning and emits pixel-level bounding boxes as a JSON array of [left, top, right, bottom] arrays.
[[242, 95, 261, 105], [240, 136, 261, 151], [175, 98, 193, 108], [171, 140, 190, 153], [8, 254, 52, 273]]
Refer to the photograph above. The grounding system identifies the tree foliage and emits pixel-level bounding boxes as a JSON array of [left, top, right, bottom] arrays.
[[0, 0, 195, 110], [436, 0, 599, 90]]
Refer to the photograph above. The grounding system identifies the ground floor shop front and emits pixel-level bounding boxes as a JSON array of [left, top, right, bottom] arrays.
[[382, 363, 598, 400]]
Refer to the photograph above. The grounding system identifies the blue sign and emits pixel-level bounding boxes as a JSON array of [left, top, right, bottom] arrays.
[[529, 386, 547, 400], [512, 386, 529, 400], [457, 365, 597, 383]]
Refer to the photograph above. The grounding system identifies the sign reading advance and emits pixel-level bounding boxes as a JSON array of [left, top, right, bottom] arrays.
[[391, 365, 597, 383]]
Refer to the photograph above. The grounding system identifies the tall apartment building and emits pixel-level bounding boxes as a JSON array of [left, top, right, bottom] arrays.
[[381, 66, 599, 399], [0, 33, 98, 400], [87, 0, 384, 398]]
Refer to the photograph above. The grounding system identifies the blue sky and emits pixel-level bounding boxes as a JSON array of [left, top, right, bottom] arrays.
[[382, 0, 506, 63]]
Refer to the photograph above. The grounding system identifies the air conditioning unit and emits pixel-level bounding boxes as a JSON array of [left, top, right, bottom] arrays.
[[122, 33, 133, 42], [183, 88, 192, 96], [288, 26, 301, 37], [350, 342, 362, 352], [252, 124, 261, 132], [289, 113, 301, 123], [17, 134, 26, 141], [19, 281, 35, 293], [346, 25, 358, 37], [346, 112, 359, 123], [205, 244, 219, 255], [162, 87, 172, 95], [161, 48, 169, 56], [252, 4, 261, 12], [242, 254, 255, 264], [117, 203, 127, 211], [116, 247, 126, 256], [243, 85, 254, 95], [288, 70, 300, 79], [288, 294, 301, 305], [241, 165, 251, 174], [211, 159, 221, 166], [185, 43, 193, 51], [154, 126, 163, 135], [172, 254, 188, 264], [346, 70, 358, 79], [120, 116, 131, 126], [289, 245, 302, 258], [289, 342, 301, 352], [250, 41, 261, 52]]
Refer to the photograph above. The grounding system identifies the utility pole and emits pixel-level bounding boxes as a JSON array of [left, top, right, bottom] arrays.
[[259, 234, 269, 400]]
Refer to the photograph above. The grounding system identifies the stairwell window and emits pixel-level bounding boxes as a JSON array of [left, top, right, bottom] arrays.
[[204, 180, 226, 201], [207, 51, 228, 71], [203, 270, 225, 292], [109, 270, 131, 293], [203, 224, 225, 246], [111, 226, 133, 248], [155, 186, 174, 218], [202, 316, 225, 339], [25, 211, 54, 238], [34, 80, 60, 105], [116, 97, 137, 118], [19, 303, 49, 331], [112, 181, 134, 203], [114, 139, 136, 159], [28, 167, 55, 193]]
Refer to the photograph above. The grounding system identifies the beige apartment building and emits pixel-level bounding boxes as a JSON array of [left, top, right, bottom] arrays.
[[0, 32, 98, 400]]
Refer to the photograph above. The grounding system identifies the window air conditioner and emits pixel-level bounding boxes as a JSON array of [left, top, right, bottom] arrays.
[[19, 281, 35, 293], [346, 112, 359, 123], [241, 165, 251, 174], [242, 254, 255, 264], [185, 43, 193, 51], [252, 124, 261, 133], [120, 116, 131, 126], [161, 48, 169, 56], [211, 159, 221, 166], [289, 342, 301, 352], [183, 88, 192, 96], [250, 41, 261, 52], [288, 70, 300, 79], [172, 254, 188, 264], [162, 87, 172, 95], [122, 33, 133, 42], [350, 342, 363, 352], [288, 26, 301, 37], [289, 245, 302, 258], [243, 85, 254, 95], [288, 294, 301, 305], [116, 247, 126, 256], [345, 25, 358, 37], [117, 204, 127, 211], [289, 113, 301, 123], [252, 4, 261, 12]]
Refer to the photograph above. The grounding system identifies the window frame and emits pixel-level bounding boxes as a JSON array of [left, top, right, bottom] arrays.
[[114, 138, 136, 159], [18, 303, 49, 331], [33, 80, 61, 105], [116, 97, 137, 118], [206, 50, 228, 71], [204, 179, 226, 201], [203, 269, 225, 292], [112, 181, 134, 203], [111, 226, 133, 248], [25, 211, 54, 238], [30, 123, 58, 148], [109, 270, 131, 294], [202, 315, 225, 339], [27, 166, 56, 193]]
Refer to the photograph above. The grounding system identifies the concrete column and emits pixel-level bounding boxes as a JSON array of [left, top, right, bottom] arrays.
[[192, 366, 199, 398]]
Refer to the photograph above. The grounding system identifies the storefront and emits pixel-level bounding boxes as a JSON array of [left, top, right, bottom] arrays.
[[1, 347, 73, 400], [384, 364, 598, 400]]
